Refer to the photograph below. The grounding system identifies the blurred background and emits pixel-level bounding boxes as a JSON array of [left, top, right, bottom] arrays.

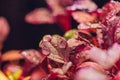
[[0, 0, 110, 52]]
